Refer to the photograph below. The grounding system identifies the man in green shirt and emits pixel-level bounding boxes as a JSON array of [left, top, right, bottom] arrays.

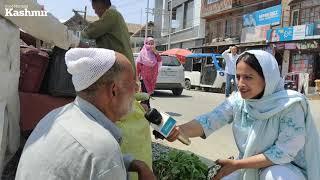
[[81, 0, 134, 69], [81, 1, 153, 180]]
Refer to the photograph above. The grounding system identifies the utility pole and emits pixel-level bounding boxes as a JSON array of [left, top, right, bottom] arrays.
[[84, 6, 87, 21], [168, 0, 173, 50], [140, 8, 143, 38], [146, 3, 171, 49], [73, 6, 87, 21], [145, 0, 150, 40]]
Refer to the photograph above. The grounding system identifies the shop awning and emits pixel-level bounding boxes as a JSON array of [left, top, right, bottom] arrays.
[[237, 42, 267, 47], [197, 41, 239, 49]]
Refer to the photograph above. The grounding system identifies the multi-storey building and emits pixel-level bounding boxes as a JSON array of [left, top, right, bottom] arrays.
[[280, 0, 320, 88], [154, 0, 206, 51], [201, 0, 281, 53], [201, 0, 319, 91]]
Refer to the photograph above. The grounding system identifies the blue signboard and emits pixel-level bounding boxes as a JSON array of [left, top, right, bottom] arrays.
[[243, 5, 282, 27], [267, 27, 293, 42], [314, 21, 320, 35], [266, 23, 317, 42], [306, 24, 315, 36]]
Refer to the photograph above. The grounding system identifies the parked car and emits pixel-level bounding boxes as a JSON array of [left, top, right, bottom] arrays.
[[133, 53, 185, 96]]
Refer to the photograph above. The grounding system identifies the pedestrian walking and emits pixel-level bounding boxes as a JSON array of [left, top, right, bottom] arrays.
[[136, 37, 161, 108]]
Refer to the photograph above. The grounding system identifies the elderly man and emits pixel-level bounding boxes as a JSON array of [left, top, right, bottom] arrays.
[[15, 48, 155, 180], [81, 1, 153, 180]]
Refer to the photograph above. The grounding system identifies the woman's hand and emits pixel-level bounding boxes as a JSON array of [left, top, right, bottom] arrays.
[[213, 159, 240, 180], [152, 46, 158, 54], [166, 126, 181, 142], [212, 154, 273, 179], [166, 120, 205, 143]]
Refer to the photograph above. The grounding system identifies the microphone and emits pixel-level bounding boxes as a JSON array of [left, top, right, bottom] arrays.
[[145, 108, 191, 145]]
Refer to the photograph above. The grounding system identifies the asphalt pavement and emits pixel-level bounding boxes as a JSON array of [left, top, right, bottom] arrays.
[[150, 89, 320, 164]]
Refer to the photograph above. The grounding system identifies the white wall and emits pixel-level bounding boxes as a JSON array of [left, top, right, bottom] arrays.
[[0, 17, 20, 175], [159, 0, 205, 45], [194, 0, 201, 27]]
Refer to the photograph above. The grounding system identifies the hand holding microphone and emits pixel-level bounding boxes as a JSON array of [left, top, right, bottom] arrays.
[[144, 108, 191, 145]]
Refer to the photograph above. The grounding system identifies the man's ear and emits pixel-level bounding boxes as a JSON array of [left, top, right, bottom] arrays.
[[111, 83, 118, 97], [102, 82, 116, 99]]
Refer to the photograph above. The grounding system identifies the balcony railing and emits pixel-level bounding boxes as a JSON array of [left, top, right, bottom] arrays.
[[201, 0, 233, 18], [201, 0, 277, 18]]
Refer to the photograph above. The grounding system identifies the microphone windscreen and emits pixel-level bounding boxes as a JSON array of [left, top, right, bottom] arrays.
[[145, 108, 162, 125]]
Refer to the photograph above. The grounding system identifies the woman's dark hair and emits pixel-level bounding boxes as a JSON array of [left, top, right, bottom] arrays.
[[236, 52, 264, 80], [91, 0, 111, 6]]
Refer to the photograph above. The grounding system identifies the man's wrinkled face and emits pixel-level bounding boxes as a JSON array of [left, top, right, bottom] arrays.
[[92, 2, 106, 17], [116, 66, 138, 119]]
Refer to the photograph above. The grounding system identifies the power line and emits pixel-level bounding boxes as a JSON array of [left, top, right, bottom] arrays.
[[113, 0, 145, 9]]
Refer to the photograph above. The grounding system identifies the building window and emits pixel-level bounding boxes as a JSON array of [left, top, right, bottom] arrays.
[[232, 17, 242, 37], [291, 10, 299, 26], [183, 0, 194, 29], [168, 0, 177, 33], [175, 5, 183, 31], [212, 21, 217, 38], [207, 0, 219, 4], [316, 6, 320, 22], [300, 6, 320, 24], [225, 19, 232, 38], [217, 21, 223, 38]]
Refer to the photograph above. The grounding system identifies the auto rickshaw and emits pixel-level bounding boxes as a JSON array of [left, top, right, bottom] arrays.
[[184, 53, 226, 93]]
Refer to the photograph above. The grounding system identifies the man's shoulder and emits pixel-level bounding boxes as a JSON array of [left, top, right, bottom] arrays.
[[103, 8, 122, 18], [17, 104, 125, 180], [57, 106, 121, 156], [32, 103, 120, 156]]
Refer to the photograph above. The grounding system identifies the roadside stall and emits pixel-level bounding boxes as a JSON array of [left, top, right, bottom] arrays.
[[0, 0, 78, 175]]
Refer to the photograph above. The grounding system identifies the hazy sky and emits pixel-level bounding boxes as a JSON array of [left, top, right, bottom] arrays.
[[37, 0, 155, 24]]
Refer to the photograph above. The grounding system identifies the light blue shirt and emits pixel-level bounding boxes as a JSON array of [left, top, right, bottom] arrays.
[[16, 97, 133, 180], [198, 50, 320, 180], [196, 94, 307, 177]]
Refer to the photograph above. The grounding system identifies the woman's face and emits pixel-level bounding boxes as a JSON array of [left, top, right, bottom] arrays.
[[145, 40, 154, 46], [145, 40, 154, 50], [236, 61, 265, 99]]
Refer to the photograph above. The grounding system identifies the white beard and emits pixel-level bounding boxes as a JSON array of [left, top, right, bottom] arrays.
[[119, 97, 135, 119]]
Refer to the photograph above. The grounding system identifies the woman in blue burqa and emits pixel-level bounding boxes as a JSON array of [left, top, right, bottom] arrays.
[[167, 50, 320, 180]]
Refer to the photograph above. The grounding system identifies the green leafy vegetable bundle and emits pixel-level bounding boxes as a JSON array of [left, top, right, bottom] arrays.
[[153, 150, 208, 180]]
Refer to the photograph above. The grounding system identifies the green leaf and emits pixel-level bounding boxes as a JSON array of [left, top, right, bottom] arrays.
[[153, 150, 208, 180]]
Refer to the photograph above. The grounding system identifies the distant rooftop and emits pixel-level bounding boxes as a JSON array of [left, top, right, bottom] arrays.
[[82, 15, 142, 34]]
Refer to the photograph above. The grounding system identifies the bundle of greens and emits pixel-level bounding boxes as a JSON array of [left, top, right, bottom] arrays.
[[153, 150, 208, 180]]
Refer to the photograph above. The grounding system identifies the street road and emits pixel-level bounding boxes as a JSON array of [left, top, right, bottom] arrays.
[[150, 89, 320, 163]]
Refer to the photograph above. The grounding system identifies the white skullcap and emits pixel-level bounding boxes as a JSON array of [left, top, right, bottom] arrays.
[[65, 48, 116, 91]]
